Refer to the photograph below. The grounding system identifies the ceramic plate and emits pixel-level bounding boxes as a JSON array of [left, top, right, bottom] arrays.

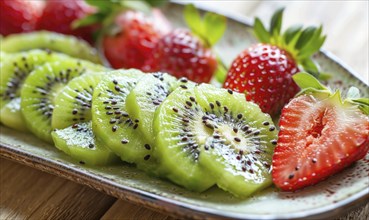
[[1, 3, 368, 219]]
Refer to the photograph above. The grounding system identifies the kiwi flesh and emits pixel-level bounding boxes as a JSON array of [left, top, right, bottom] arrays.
[[125, 72, 181, 143], [51, 72, 118, 165], [153, 84, 277, 195], [153, 87, 216, 192], [21, 59, 105, 143], [52, 122, 119, 166], [0, 50, 70, 131], [52, 72, 105, 129], [194, 84, 278, 197], [92, 69, 159, 172], [1, 31, 101, 64]]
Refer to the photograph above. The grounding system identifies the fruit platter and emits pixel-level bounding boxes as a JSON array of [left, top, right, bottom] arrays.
[[0, 1, 368, 219]]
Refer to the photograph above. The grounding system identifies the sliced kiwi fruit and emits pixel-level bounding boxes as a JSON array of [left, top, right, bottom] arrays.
[[92, 69, 160, 172], [52, 122, 118, 166], [153, 84, 277, 195], [1, 31, 101, 64], [0, 50, 70, 131], [21, 59, 105, 143], [52, 72, 105, 129], [125, 73, 191, 143], [194, 84, 278, 197], [153, 86, 216, 192], [51, 72, 118, 165]]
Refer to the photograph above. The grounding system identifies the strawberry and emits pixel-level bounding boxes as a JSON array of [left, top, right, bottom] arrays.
[[144, 4, 226, 83], [0, 0, 44, 36], [272, 73, 369, 191], [103, 10, 167, 70], [36, 0, 96, 43], [223, 9, 326, 116]]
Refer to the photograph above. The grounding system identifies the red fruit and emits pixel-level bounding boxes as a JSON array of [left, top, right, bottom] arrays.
[[224, 44, 300, 115], [37, 0, 96, 43], [223, 8, 326, 116], [272, 94, 369, 191], [103, 10, 168, 70], [144, 29, 217, 83], [0, 0, 44, 36]]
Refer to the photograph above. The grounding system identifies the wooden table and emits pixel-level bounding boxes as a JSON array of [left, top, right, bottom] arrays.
[[1, 1, 368, 219]]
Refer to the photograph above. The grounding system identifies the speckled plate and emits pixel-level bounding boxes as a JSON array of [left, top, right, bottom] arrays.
[[1, 3, 368, 219]]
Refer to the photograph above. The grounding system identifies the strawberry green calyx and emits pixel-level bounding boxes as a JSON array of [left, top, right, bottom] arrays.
[[292, 72, 369, 115], [254, 8, 326, 77], [73, 0, 169, 35], [184, 4, 228, 83]]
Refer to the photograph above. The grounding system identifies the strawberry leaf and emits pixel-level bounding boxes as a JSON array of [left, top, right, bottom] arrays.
[[72, 13, 104, 29], [300, 58, 319, 78], [254, 18, 270, 43], [143, 0, 168, 7], [292, 72, 327, 91], [204, 12, 226, 46], [121, 1, 151, 13], [295, 26, 317, 50], [184, 4, 204, 39], [283, 24, 303, 44], [85, 0, 114, 12], [269, 8, 284, 36]]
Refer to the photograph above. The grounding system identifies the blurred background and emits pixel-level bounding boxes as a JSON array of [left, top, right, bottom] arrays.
[[185, 0, 369, 82]]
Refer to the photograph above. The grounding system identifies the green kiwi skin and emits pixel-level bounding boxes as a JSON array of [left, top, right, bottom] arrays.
[[91, 69, 160, 173], [51, 72, 105, 129], [195, 84, 278, 198], [0, 50, 71, 130], [1, 31, 102, 64], [20, 60, 105, 143], [52, 122, 119, 166], [153, 87, 216, 192]]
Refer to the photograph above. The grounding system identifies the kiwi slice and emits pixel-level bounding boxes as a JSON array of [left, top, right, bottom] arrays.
[[153, 87, 216, 192], [51, 72, 118, 165], [0, 50, 70, 131], [92, 69, 159, 172], [52, 122, 118, 166], [1, 31, 101, 64], [153, 84, 278, 195], [125, 73, 190, 143], [21, 59, 105, 143], [52, 72, 105, 129], [194, 84, 278, 197]]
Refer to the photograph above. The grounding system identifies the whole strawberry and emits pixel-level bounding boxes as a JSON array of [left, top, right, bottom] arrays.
[[0, 0, 44, 36], [224, 9, 326, 116], [144, 4, 226, 83], [37, 0, 96, 43], [272, 73, 369, 191], [103, 10, 168, 70]]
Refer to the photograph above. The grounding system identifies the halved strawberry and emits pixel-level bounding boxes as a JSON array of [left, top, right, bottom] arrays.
[[272, 73, 369, 191]]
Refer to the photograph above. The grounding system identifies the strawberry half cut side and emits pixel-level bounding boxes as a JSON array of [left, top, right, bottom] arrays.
[[272, 73, 369, 191]]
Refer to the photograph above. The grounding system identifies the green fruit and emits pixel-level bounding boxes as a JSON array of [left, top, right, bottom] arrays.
[[153, 84, 277, 196], [125, 72, 178, 144], [195, 84, 278, 198], [153, 86, 215, 192], [1, 31, 101, 64], [21, 59, 105, 143], [91, 69, 159, 172], [0, 50, 70, 131], [52, 122, 119, 166], [51, 72, 119, 165]]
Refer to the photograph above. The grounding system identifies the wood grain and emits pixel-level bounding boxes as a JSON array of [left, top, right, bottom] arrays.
[[0, 159, 116, 220]]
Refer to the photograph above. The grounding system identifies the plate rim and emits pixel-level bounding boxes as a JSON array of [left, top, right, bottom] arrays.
[[1, 137, 368, 220], [1, 2, 368, 219]]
